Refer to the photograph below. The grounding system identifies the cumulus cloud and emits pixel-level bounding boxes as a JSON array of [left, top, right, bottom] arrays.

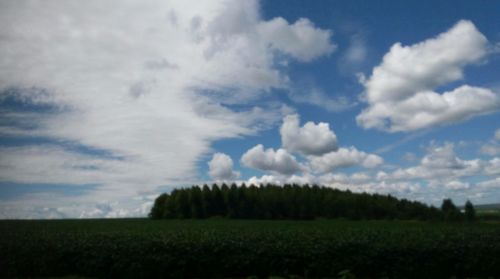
[[241, 144, 302, 175], [247, 174, 308, 186], [420, 143, 466, 170], [208, 152, 240, 181], [243, 114, 380, 177], [246, 173, 422, 197], [0, 0, 334, 218], [244, 141, 500, 205], [386, 143, 493, 182], [496, 129, 500, 141], [280, 114, 338, 156], [309, 146, 383, 173], [363, 20, 487, 103], [357, 20, 500, 132]]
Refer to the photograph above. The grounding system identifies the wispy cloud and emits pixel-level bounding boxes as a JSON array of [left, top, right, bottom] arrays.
[[0, 0, 335, 218]]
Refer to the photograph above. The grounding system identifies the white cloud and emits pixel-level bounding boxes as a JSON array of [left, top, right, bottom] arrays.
[[0, 145, 127, 185], [444, 180, 471, 190], [357, 20, 500, 132], [363, 20, 487, 103], [387, 142, 497, 182], [0, 192, 156, 219], [208, 152, 240, 181], [246, 173, 422, 197], [241, 144, 302, 175], [280, 114, 338, 156], [0, 0, 334, 218], [350, 172, 371, 182], [480, 144, 500, 156], [479, 128, 500, 156], [258, 18, 335, 62], [244, 141, 500, 206], [309, 146, 383, 173], [359, 86, 499, 131], [420, 143, 465, 170], [244, 113, 383, 179], [247, 173, 314, 186], [485, 157, 500, 176], [287, 87, 357, 113], [343, 34, 367, 65], [240, 140, 500, 207], [247, 174, 281, 185], [477, 177, 500, 189]]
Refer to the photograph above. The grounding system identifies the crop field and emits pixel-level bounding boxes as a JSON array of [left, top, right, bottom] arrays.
[[1, 219, 500, 278]]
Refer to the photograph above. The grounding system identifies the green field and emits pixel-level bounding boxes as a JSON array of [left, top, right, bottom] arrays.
[[2, 219, 500, 278], [463, 203, 500, 222]]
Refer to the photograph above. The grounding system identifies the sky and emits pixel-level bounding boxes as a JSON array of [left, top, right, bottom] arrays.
[[0, 0, 499, 219]]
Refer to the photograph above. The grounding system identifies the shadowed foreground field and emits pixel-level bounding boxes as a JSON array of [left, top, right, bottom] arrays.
[[1, 219, 500, 278]]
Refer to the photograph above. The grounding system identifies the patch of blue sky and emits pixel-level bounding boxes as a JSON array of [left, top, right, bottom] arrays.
[[199, 0, 500, 184], [0, 87, 59, 113]]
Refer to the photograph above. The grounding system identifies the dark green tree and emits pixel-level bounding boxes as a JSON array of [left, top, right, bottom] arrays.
[[175, 189, 191, 218], [211, 184, 225, 217], [189, 186, 204, 218], [464, 200, 476, 222], [149, 193, 168, 219], [150, 183, 446, 221], [226, 184, 239, 218], [201, 184, 212, 216], [441, 198, 462, 222]]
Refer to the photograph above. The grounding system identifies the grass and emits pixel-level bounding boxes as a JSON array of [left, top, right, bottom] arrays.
[[477, 209, 500, 221]]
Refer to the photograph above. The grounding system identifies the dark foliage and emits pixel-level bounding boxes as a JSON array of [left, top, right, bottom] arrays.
[[151, 183, 448, 221], [2, 219, 500, 279], [441, 198, 463, 222], [465, 200, 477, 222]]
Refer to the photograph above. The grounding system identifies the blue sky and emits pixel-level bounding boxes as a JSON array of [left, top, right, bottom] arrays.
[[0, 0, 499, 218]]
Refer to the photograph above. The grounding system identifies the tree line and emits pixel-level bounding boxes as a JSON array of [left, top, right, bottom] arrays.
[[149, 183, 476, 221]]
